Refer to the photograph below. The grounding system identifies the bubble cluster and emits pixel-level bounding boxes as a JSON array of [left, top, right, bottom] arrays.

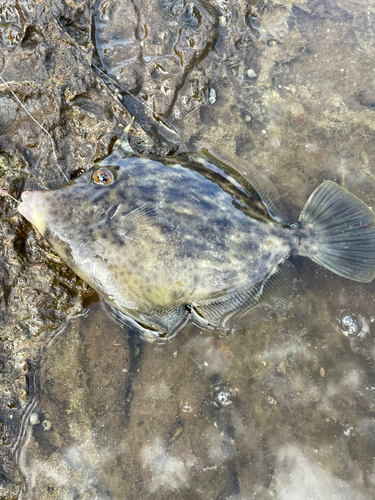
[[213, 384, 236, 409], [337, 311, 370, 339]]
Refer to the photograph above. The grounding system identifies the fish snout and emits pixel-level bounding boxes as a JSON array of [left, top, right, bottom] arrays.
[[20, 190, 37, 203], [19, 190, 40, 215], [18, 190, 47, 235]]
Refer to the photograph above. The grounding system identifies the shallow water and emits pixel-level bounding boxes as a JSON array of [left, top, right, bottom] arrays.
[[1, 0, 375, 498]]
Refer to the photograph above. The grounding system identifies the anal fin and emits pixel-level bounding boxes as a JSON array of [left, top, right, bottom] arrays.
[[193, 260, 297, 330]]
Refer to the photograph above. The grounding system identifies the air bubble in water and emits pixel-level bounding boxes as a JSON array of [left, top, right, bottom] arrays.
[[213, 384, 236, 409], [337, 311, 369, 339]]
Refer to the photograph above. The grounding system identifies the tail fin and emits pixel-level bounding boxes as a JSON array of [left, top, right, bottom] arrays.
[[298, 180, 375, 282]]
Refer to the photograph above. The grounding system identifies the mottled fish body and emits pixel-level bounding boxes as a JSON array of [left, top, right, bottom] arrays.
[[17, 136, 375, 340]]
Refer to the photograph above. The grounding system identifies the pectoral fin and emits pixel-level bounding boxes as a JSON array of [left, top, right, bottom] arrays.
[[109, 203, 157, 239]]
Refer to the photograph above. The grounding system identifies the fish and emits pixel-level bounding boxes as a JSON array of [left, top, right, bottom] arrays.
[[14, 125, 375, 341]]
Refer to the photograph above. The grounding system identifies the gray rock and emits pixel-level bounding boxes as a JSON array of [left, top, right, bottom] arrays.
[[357, 89, 375, 107]]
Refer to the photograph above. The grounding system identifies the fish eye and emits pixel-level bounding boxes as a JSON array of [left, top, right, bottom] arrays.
[[92, 168, 116, 186]]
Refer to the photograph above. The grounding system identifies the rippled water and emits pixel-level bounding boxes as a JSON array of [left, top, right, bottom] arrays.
[[1, 0, 375, 498]]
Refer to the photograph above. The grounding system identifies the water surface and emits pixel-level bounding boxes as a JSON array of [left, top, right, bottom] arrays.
[[1, 0, 375, 498]]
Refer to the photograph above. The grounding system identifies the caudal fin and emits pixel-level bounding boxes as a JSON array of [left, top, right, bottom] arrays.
[[298, 180, 375, 282]]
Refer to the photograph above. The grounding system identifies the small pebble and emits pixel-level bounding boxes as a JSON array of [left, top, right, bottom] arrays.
[[305, 143, 318, 153], [30, 413, 40, 425], [244, 115, 252, 123], [357, 89, 375, 107], [219, 16, 226, 26], [277, 360, 286, 374], [270, 137, 281, 148], [246, 69, 257, 79], [42, 419, 52, 430], [133, 346, 140, 357], [182, 402, 192, 413], [267, 396, 277, 405], [208, 88, 216, 105]]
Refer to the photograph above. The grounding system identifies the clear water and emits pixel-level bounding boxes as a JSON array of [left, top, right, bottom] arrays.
[[1, 0, 375, 498]]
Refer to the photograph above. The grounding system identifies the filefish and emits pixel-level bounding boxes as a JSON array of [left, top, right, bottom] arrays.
[[15, 126, 375, 341]]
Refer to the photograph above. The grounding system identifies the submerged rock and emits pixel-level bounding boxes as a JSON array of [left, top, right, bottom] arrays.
[[357, 89, 375, 107]]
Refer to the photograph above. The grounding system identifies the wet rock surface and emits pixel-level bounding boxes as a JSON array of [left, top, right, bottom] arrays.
[[18, 303, 132, 500], [0, 0, 375, 498]]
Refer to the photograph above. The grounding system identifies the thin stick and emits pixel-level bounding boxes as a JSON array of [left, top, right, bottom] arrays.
[[0, 76, 69, 182], [0, 189, 20, 204], [54, 19, 184, 146]]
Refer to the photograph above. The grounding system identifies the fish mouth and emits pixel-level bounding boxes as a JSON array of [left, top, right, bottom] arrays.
[[18, 190, 47, 235], [18, 191, 37, 218]]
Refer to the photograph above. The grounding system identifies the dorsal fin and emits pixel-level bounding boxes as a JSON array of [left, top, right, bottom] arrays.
[[198, 148, 290, 225]]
